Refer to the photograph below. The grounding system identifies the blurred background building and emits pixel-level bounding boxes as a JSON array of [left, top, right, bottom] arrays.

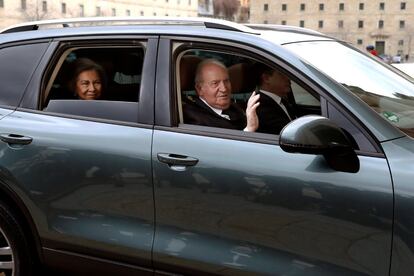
[[198, 0, 214, 17], [0, 0, 251, 29], [0, 0, 198, 29], [0, 0, 412, 61], [250, 0, 414, 62]]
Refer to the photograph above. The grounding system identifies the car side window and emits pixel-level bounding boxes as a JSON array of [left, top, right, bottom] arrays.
[[0, 42, 49, 108], [42, 44, 145, 123], [176, 48, 321, 135]]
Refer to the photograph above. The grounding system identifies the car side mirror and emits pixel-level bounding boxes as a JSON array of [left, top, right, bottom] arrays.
[[279, 115, 360, 173]]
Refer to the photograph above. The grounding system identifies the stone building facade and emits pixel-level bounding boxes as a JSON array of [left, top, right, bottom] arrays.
[[198, 0, 249, 22], [0, 0, 198, 30], [198, 0, 214, 17], [238, 0, 250, 22], [250, 0, 414, 61]]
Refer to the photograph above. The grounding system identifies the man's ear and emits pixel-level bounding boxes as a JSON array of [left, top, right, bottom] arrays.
[[195, 83, 203, 97], [262, 73, 271, 84]]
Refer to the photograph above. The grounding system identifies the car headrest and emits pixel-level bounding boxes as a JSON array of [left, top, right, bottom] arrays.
[[228, 62, 257, 94], [180, 55, 202, 91]]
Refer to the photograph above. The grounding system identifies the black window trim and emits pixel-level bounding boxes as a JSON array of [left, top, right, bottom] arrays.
[[20, 36, 158, 126], [155, 35, 383, 155]]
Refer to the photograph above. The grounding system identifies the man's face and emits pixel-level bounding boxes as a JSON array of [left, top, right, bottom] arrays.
[[196, 63, 232, 110], [76, 70, 102, 100], [263, 70, 291, 97]]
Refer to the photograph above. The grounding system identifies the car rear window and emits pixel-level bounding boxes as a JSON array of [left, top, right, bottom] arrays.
[[0, 42, 48, 107]]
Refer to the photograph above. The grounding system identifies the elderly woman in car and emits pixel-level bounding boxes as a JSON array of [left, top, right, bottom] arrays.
[[68, 58, 106, 100]]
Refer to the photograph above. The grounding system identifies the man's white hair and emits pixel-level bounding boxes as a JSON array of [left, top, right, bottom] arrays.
[[194, 58, 227, 84]]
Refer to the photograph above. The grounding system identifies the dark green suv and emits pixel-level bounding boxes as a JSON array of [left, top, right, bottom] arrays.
[[0, 17, 413, 276]]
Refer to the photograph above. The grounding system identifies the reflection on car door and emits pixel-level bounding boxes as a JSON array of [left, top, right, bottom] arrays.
[[152, 130, 393, 275], [0, 111, 154, 270]]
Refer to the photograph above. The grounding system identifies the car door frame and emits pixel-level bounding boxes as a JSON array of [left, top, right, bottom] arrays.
[[152, 35, 393, 275], [13, 35, 158, 273]]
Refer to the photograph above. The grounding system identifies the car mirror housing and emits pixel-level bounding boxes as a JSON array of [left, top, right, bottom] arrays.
[[279, 115, 360, 173]]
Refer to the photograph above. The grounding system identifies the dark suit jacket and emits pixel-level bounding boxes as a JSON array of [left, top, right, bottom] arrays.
[[256, 92, 293, 135], [183, 97, 246, 130]]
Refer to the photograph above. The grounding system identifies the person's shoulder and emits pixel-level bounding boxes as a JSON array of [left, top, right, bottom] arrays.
[[258, 91, 272, 100], [183, 96, 204, 111], [257, 91, 277, 106], [183, 96, 213, 121]]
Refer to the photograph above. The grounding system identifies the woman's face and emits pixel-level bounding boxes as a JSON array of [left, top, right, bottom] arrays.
[[75, 69, 102, 100]]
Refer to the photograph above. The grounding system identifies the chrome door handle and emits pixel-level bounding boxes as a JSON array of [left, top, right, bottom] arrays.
[[157, 153, 198, 167], [0, 134, 33, 145]]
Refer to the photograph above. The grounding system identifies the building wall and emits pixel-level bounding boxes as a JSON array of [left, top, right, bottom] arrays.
[[237, 0, 250, 22], [251, 0, 414, 61], [0, 0, 198, 30], [198, 0, 214, 17]]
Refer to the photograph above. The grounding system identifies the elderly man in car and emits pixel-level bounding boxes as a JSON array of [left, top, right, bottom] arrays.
[[183, 58, 260, 132]]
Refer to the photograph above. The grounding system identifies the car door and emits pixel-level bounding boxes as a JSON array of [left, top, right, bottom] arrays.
[[151, 38, 393, 275], [0, 38, 157, 273]]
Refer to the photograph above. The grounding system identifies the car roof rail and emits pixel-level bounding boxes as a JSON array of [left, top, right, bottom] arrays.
[[246, 23, 328, 36], [1, 16, 259, 34]]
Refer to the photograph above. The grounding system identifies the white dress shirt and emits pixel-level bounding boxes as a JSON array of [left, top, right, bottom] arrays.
[[199, 97, 230, 120]]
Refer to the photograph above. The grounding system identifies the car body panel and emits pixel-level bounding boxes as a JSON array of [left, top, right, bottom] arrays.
[[152, 129, 393, 275], [381, 136, 414, 276], [392, 63, 414, 78], [0, 110, 154, 267], [0, 107, 15, 120]]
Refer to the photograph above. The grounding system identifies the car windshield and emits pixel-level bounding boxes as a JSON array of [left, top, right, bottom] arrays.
[[283, 40, 414, 137]]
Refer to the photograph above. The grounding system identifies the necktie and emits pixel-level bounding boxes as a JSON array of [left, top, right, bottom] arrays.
[[221, 109, 231, 120], [281, 98, 295, 119]]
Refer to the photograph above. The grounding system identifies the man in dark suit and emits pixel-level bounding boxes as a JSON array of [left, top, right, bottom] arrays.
[[255, 64, 296, 135], [183, 59, 260, 132]]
